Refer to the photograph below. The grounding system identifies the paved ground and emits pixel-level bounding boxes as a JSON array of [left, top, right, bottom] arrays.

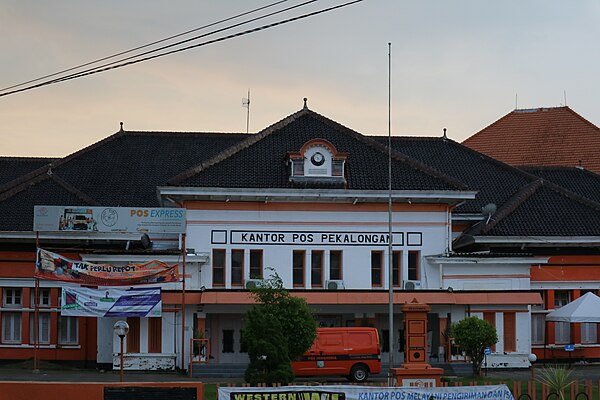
[[1, 364, 599, 383]]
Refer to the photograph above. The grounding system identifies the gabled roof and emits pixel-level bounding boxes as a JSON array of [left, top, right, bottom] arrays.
[[0, 157, 56, 187], [372, 136, 535, 214], [0, 130, 248, 231], [520, 166, 600, 204], [170, 107, 467, 192], [455, 178, 600, 248], [462, 107, 600, 174]]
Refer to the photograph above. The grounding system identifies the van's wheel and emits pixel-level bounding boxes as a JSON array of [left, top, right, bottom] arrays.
[[349, 364, 369, 382]]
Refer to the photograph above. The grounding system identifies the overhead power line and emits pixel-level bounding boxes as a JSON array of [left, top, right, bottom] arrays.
[[0, 0, 291, 93], [0, 0, 363, 98]]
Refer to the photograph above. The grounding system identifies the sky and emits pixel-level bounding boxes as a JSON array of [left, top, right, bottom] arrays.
[[1, 0, 600, 157]]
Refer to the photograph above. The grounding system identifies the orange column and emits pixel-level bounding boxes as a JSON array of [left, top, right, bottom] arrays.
[[572, 290, 581, 344], [545, 290, 555, 345]]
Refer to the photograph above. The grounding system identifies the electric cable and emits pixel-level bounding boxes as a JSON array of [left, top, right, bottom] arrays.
[[0, 0, 291, 93], [0, 0, 362, 98]]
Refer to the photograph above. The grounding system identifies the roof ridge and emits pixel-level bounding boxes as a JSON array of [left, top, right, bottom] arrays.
[[0, 156, 57, 161], [50, 173, 100, 206], [327, 121, 467, 190], [122, 130, 249, 137], [0, 172, 51, 202], [0, 163, 53, 195], [168, 108, 310, 184], [479, 179, 543, 234], [462, 108, 515, 144]]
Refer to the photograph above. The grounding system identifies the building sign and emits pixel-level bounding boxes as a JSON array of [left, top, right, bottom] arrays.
[[36, 248, 180, 286], [218, 385, 514, 400], [61, 287, 161, 318], [212, 230, 415, 246], [33, 205, 186, 233]]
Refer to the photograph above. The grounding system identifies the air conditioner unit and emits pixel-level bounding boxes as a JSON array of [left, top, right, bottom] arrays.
[[404, 280, 422, 290], [245, 279, 264, 289], [326, 280, 345, 290]]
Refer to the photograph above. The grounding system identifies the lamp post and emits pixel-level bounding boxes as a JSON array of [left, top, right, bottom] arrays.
[[113, 320, 129, 383], [528, 353, 537, 381]]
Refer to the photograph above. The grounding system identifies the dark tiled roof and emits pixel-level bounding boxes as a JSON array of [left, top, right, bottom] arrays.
[[171, 109, 465, 191], [372, 136, 535, 213], [464, 180, 600, 237], [0, 157, 55, 187], [463, 106, 600, 174], [0, 130, 248, 231], [520, 166, 600, 204], [0, 175, 94, 231]]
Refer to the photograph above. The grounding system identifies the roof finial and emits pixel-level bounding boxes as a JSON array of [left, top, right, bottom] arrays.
[[119, 122, 124, 132], [443, 127, 447, 139], [303, 97, 308, 109]]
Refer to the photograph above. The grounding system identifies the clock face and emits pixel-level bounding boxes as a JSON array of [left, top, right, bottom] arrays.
[[311, 151, 325, 166]]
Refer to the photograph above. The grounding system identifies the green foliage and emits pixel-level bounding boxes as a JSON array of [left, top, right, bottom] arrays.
[[537, 365, 574, 400], [451, 316, 498, 376], [242, 271, 317, 385]]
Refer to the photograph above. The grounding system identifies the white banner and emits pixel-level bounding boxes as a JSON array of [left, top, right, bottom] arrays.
[[61, 287, 162, 318], [34, 206, 186, 233], [218, 385, 514, 400]]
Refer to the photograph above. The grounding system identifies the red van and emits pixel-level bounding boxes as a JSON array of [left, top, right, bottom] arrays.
[[292, 327, 381, 382]]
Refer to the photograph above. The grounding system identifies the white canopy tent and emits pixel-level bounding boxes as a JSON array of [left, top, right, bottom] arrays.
[[546, 292, 600, 323]]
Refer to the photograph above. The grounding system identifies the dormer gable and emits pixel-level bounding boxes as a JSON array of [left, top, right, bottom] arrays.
[[288, 139, 347, 184]]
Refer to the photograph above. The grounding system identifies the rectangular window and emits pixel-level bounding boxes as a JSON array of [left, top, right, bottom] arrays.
[[581, 323, 598, 344], [293, 251, 305, 287], [311, 251, 324, 287], [249, 250, 263, 279], [58, 316, 78, 345], [392, 251, 402, 287], [223, 329, 234, 353], [381, 329, 390, 353], [127, 317, 140, 353], [148, 318, 162, 353], [555, 322, 571, 344], [212, 249, 226, 286], [231, 249, 244, 287], [329, 251, 342, 280], [29, 313, 50, 344], [2, 312, 22, 343], [408, 251, 420, 281], [503, 312, 516, 352], [483, 312, 496, 351], [31, 288, 51, 308], [554, 290, 570, 308], [4, 288, 22, 307], [371, 251, 383, 287], [531, 313, 546, 345]]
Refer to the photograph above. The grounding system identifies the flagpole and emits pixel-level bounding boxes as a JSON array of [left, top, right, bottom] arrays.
[[387, 42, 394, 386]]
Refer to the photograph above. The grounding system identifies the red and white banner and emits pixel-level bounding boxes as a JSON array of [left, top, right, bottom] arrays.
[[36, 248, 180, 286]]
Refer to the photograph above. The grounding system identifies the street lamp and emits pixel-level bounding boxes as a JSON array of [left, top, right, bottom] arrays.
[[113, 320, 129, 383], [528, 353, 537, 381]]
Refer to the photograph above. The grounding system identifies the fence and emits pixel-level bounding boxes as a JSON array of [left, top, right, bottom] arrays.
[[217, 381, 599, 400]]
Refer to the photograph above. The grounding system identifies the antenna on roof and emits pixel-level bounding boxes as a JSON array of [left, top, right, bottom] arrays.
[[442, 127, 447, 140], [515, 93, 518, 109], [303, 97, 308, 109], [242, 89, 250, 134], [119, 122, 124, 132], [564, 90, 567, 106]]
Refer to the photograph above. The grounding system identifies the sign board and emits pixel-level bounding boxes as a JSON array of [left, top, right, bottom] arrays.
[[36, 248, 180, 286], [33, 205, 186, 233], [218, 385, 514, 400], [212, 230, 410, 246], [61, 287, 161, 318], [484, 347, 491, 355], [565, 344, 575, 352]]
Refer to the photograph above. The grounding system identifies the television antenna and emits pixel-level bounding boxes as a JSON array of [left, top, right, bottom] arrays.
[[242, 89, 251, 134]]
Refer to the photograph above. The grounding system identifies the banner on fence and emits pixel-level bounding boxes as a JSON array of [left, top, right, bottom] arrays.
[[36, 248, 180, 285], [61, 286, 162, 317], [218, 385, 514, 400]]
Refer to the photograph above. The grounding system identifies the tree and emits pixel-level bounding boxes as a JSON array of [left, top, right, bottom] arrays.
[[243, 271, 317, 385], [451, 316, 498, 376]]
